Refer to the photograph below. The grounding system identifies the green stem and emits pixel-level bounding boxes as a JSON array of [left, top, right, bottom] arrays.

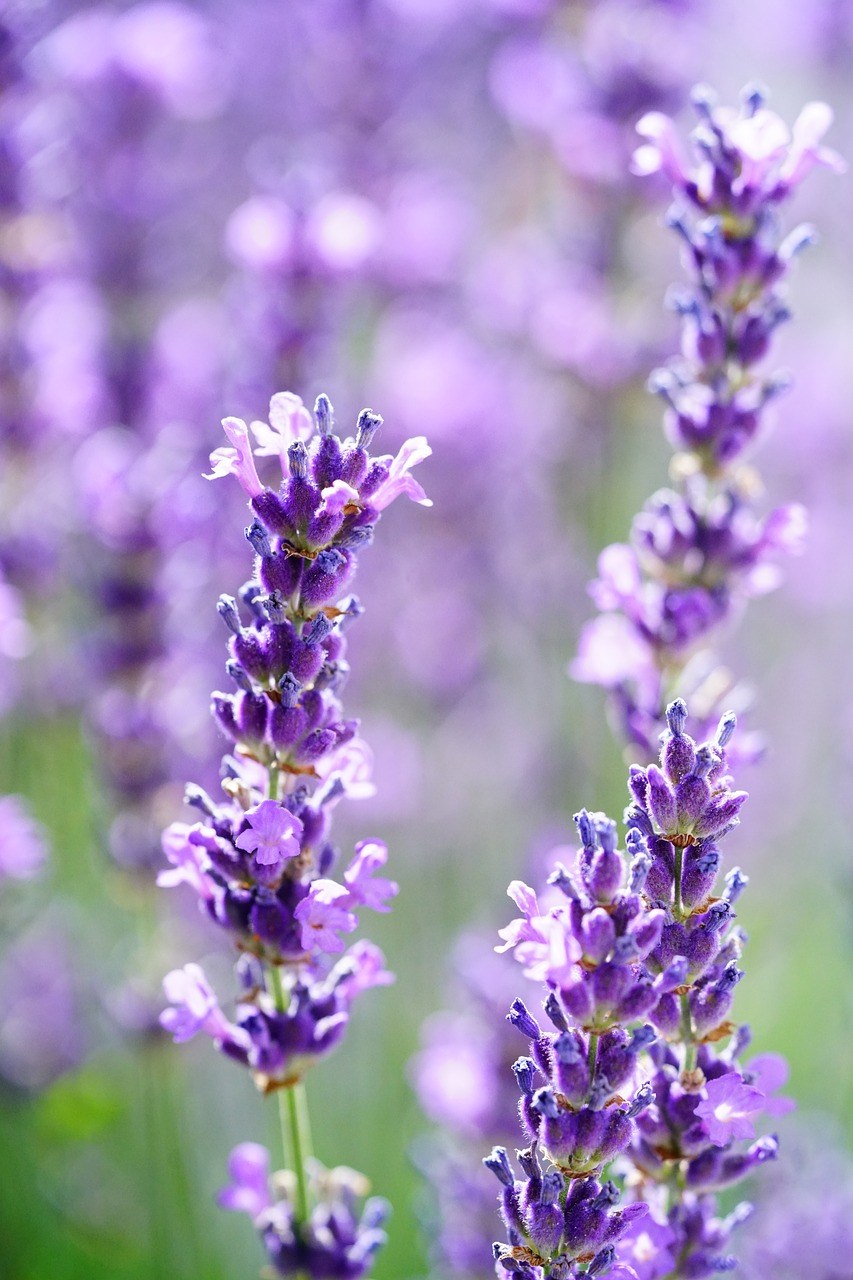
[[673, 846, 685, 921], [587, 1031, 599, 1081], [268, 964, 314, 1224], [679, 992, 696, 1072], [268, 765, 280, 800], [285, 1083, 313, 1224]]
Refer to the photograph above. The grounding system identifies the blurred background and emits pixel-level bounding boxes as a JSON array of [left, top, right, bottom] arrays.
[[1, 1, 852, 1277]]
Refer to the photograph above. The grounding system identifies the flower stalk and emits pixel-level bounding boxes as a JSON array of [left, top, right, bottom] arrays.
[[158, 391, 430, 1278], [487, 86, 837, 1280]]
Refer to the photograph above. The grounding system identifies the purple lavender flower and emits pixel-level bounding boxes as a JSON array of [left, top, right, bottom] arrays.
[[220, 1146, 389, 1280], [484, 702, 787, 1279], [161, 390, 427, 1268], [235, 800, 304, 870], [572, 87, 841, 760], [693, 1074, 766, 1146]]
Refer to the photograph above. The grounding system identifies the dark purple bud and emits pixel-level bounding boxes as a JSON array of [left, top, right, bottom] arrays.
[[294, 728, 337, 764], [581, 909, 616, 963], [651, 992, 680, 1036], [630, 1024, 657, 1052], [548, 863, 579, 900], [728, 1023, 752, 1060], [355, 408, 382, 449], [675, 774, 711, 828], [217, 595, 242, 634], [260, 549, 303, 598], [545, 993, 569, 1032], [184, 784, 216, 816], [225, 660, 253, 693], [562, 979, 594, 1023], [630, 910, 665, 958], [517, 1145, 540, 1181], [484, 1147, 515, 1187], [526, 1187, 563, 1253], [278, 672, 302, 707], [302, 548, 353, 608], [615, 977, 657, 1023], [612, 935, 639, 963], [593, 1182, 619, 1209], [682, 843, 720, 909], [724, 867, 749, 902], [245, 520, 272, 558], [591, 963, 631, 1013], [626, 1081, 654, 1120], [268, 701, 306, 747], [574, 809, 597, 850], [554, 1032, 582, 1065], [236, 692, 268, 743], [629, 851, 652, 893], [508, 999, 540, 1040], [596, 818, 618, 853], [513, 1058, 536, 1096], [212, 693, 238, 740], [666, 699, 688, 736], [314, 393, 333, 435], [288, 441, 309, 479], [304, 613, 333, 645], [586, 847, 624, 905], [656, 957, 689, 993], [251, 489, 293, 537], [647, 765, 677, 832], [232, 631, 268, 680], [628, 767, 649, 808], [704, 900, 734, 932], [531, 1087, 560, 1119], [693, 791, 748, 840], [289, 638, 325, 684], [258, 591, 286, 624], [588, 1246, 616, 1278]]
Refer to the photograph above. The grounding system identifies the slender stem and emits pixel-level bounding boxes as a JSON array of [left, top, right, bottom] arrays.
[[268, 964, 314, 1223], [587, 1031, 599, 1081], [268, 765, 280, 800], [285, 1083, 313, 1224], [679, 992, 696, 1072], [673, 846, 685, 921]]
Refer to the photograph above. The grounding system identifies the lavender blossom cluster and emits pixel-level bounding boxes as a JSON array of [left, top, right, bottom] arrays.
[[572, 86, 843, 759], [159, 391, 429, 1278], [489, 703, 791, 1279]]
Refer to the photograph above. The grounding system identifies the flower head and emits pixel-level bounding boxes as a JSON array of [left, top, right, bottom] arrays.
[[343, 840, 398, 912], [205, 416, 264, 497], [235, 800, 303, 870], [370, 436, 432, 510], [294, 881, 358, 954], [694, 1072, 766, 1146]]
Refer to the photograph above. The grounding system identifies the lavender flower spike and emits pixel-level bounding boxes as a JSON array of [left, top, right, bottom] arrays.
[[160, 392, 428, 1275], [572, 86, 841, 760], [489, 705, 787, 1280]]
